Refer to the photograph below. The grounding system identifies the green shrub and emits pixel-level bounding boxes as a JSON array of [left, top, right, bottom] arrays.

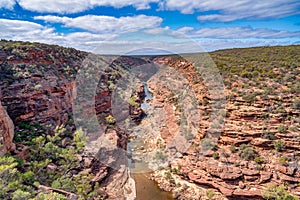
[[254, 157, 265, 164], [257, 164, 264, 171], [206, 189, 215, 200], [21, 171, 35, 184], [0, 124, 103, 199], [230, 145, 236, 153], [261, 131, 276, 140], [293, 82, 300, 93], [34, 192, 67, 200], [277, 125, 287, 134], [262, 184, 299, 200], [213, 152, 219, 160], [238, 144, 257, 160], [293, 98, 300, 110], [73, 128, 87, 152], [274, 140, 286, 152], [172, 166, 182, 174], [12, 189, 31, 200], [242, 93, 257, 103], [279, 157, 287, 165], [128, 96, 139, 107], [105, 115, 116, 124], [155, 151, 167, 161], [165, 171, 172, 180]]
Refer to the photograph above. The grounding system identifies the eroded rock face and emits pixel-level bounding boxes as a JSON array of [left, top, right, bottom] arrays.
[[0, 101, 15, 155], [2, 79, 76, 131], [129, 85, 147, 123], [149, 52, 300, 199], [0, 41, 148, 199], [0, 41, 87, 131]]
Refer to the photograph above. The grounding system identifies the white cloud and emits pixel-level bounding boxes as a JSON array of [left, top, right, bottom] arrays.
[[161, 0, 300, 21], [0, 18, 64, 44], [91, 0, 159, 10], [17, 0, 89, 14], [34, 15, 163, 34], [143, 26, 169, 34], [86, 38, 295, 54], [0, 18, 298, 55], [17, 0, 159, 14], [172, 26, 300, 39], [0, 0, 16, 9], [0, 18, 118, 52], [0, 18, 44, 34]]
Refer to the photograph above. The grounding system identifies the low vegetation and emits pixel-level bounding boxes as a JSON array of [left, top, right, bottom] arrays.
[[238, 144, 258, 160], [0, 126, 101, 200], [262, 184, 299, 200]]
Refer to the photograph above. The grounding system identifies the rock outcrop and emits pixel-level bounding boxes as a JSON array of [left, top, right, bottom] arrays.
[[0, 100, 15, 155]]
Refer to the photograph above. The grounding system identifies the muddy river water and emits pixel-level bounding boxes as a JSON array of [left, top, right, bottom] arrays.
[[128, 84, 173, 200]]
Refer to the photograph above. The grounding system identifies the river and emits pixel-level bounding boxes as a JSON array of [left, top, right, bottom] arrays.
[[127, 84, 173, 200]]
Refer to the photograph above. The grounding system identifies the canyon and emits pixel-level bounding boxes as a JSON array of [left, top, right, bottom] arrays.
[[0, 40, 299, 199]]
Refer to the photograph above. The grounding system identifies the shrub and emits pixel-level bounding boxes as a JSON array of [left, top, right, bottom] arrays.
[[105, 115, 116, 124], [155, 151, 167, 161], [242, 93, 257, 103], [213, 152, 219, 160], [12, 189, 31, 200], [73, 128, 87, 152], [274, 140, 286, 152], [0, 156, 23, 198], [230, 145, 237, 153], [172, 166, 182, 174], [279, 157, 287, 165], [201, 138, 216, 152], [165, 171, 172, 180], [254, 157, 265, 164], [277, 125, 287, 134], [261, 131, 276, 140], [0, 124, 104, 200], [262, 184, 299, 200], [293, 98, 300, 110], [257, 165, 264, 171], [34, 192, 67, 200], [21, 171, 35, 184], [206, 189, 215, 200], [293, 82, 300, 93], [128, 96, 139, 107], [238, 144, 257, 160]]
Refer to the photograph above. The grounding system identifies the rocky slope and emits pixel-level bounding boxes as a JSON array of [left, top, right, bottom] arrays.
[[147, 46, 300, 199]]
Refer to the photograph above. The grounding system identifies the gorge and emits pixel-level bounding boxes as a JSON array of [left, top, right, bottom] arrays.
[[0, 40, 300, 200]]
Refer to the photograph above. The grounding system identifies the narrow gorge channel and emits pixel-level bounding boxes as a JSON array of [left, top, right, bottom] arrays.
[[128, 84, 173, 200]]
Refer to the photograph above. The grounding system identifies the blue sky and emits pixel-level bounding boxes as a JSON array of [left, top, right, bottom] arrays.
[[0, 0, 299, 54]]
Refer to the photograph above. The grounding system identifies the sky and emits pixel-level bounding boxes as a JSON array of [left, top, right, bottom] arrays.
[[0, 0, 300, 54]]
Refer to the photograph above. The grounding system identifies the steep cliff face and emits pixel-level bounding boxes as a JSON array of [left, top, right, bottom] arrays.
[[0, 41, 87, 131], [0, 40, 149, 199]]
